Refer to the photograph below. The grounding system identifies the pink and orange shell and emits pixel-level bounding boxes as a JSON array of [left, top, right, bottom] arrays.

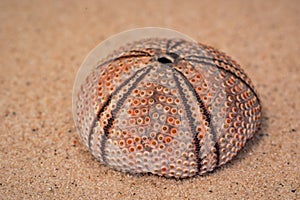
[[73, 28, 261, 178]]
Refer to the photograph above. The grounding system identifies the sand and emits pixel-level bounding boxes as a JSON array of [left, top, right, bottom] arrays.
[[0, 0, 299, 199]]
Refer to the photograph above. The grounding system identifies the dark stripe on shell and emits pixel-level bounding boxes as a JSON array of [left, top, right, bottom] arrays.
[[87, 65, 151, 150], [171, 66, 219, 172], [96, 50, 152, 70], [98, 66, 153, 164], [185, 58, 260, 105]]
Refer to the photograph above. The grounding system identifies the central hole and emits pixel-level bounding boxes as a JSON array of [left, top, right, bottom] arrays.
[[158, 56, 172, 64]]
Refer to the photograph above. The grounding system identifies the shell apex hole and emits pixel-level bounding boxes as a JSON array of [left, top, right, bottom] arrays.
[[158, 56, 173, 64]]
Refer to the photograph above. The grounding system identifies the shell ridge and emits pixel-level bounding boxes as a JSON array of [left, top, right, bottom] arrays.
[[186, 58, 260, 105], [172, 69, 201, 172], [87, 65, 151, 152], [171, 66, 220, 172], [99, 66, 153, 164], [185, 55, 244, 75], [96, 51, 151, 70], [167, 39, 186, 51]]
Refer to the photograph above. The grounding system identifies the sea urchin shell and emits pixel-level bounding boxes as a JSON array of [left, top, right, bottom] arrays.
[[73, 28, 261, 178]]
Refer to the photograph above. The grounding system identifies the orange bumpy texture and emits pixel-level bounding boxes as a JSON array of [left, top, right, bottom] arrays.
[[74, 38, 261, 178]]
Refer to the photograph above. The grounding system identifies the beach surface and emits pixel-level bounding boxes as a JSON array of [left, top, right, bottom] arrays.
[[0, 1, 299, 199]]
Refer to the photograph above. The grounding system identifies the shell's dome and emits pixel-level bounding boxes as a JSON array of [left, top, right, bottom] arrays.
[[73, 28, 261, 178]]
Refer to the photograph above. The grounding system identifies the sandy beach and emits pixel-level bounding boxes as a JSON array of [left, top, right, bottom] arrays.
[[0, 1, 299, 199]]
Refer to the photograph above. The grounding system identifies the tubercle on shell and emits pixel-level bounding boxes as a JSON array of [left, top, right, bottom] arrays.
[[74, 37, 261, 179]]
